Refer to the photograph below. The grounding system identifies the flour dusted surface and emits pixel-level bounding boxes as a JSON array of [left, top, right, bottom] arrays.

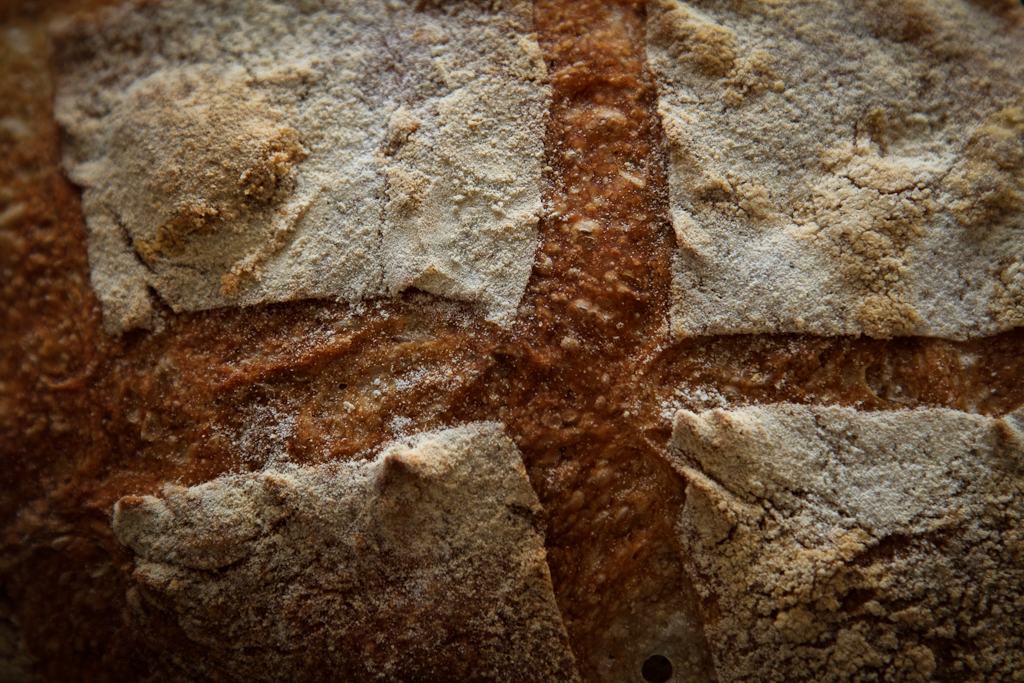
[[648, 0, 1024, 340], [111, 423, 580, 682], [667, 404, 1024, 682], [55, 0, 549, 334]]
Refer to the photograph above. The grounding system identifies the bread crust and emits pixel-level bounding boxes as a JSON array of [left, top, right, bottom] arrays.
[[1, 1, 1023, 682]]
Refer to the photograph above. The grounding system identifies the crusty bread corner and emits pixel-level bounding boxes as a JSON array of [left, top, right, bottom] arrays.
[[54, 0, 550, 334], [649, 0, 1024, 340], [669, 405, 1024, 682]]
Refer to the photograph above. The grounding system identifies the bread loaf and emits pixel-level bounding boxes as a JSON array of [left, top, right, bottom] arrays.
[[1, 0, 1023, 681]]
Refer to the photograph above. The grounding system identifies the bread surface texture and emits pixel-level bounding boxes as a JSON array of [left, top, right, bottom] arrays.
[[669, 405, 1024, 682], [109, 423, 579, 683], [649, 0, 1024, 339], [1, 0, 1024, 682], [55, 0, 550, 333]]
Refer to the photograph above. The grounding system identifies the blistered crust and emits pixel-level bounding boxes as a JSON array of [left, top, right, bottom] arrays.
[[55, 0, 550, 334], [110, 423, 580, 683], [648, 0, 1024, 340], [667, 404, 1024, 682]]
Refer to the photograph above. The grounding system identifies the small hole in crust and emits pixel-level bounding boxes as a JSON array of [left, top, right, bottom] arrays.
[[338, 383, 348, 390], [642, 654, 673, 683]]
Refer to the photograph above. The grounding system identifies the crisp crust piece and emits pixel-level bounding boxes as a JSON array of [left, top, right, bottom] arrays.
[[668, 404, 1024, 682], [111, 423, 580, 683], [649, 0, 1024, 339], [55, 0, 550, 333]]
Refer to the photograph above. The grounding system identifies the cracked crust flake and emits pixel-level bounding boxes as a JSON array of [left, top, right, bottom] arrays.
[[648, 0, 1024, 340], [666, 404, 1024, 683], [55, 0, 550, 334], [110, 423, 581, 683]]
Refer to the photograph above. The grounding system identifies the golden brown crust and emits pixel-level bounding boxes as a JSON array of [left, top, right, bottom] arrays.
[[2, 1, 1024, 682]]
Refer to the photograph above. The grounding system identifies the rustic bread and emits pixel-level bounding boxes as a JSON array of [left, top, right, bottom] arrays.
[[1, 0, 1023, 682]]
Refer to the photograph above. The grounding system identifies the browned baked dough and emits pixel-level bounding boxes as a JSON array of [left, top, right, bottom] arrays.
[[1, 0, 1023, 682]]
